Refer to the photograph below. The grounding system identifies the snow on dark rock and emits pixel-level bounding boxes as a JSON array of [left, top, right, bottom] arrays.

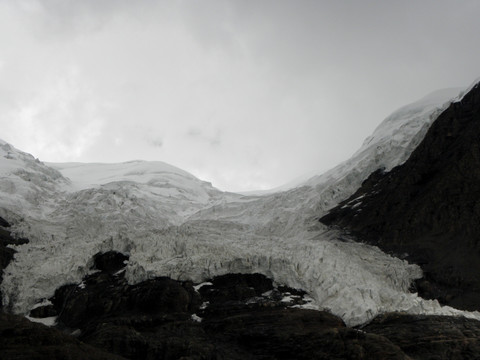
[[321, 80, 480, 311]]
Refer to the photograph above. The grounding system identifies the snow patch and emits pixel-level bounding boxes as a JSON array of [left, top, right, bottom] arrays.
[[30, 299, 52, 310], [193, 282, 213, 292], [191, 314, 202, 323], [26, 315, 57, 327], [200, 301, 209, 310]]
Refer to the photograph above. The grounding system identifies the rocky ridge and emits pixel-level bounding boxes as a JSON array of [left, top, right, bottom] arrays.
[[321, 82, 480, 310]]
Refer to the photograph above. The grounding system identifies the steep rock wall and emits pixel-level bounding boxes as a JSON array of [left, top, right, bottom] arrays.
[[321, 82, 480, 310]]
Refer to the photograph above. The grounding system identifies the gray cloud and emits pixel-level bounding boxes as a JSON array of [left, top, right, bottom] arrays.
[[187, 127, 222, 147], [0, 0, 479, 191], [186, 128, 202, 138], [150, 138, 163, 148]]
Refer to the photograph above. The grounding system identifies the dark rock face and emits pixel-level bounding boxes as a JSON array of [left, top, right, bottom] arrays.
[[81, 314, 213, 360], [0, 228, 15, 304], [201, 308, 409, 360], [0, 216, 28, 309], [29, 304, 57, 319], [321, 82, 480, 310], [93, 251, 129, 274], [199, 273, 274, 304], [0, 216, 10, 227], [363, 313, 480, 360], [51, 269, 200, 329], [0, 312, 125, 360]]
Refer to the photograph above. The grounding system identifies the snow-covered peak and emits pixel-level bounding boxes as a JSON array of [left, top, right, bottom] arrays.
[[362, 87, 463, 151], [0, 139, 67, 220], [264, 87, 466, 196], [47, 160, 207, 191], [294, 85, 467, 215], [0, 139, 63, 181], [47, 160, 221, 207]]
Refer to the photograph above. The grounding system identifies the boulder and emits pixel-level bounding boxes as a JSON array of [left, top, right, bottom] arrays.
[[93, 251, 129, 274]]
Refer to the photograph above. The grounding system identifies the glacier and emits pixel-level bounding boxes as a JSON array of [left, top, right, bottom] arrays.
[[1, 84, 479, 327]]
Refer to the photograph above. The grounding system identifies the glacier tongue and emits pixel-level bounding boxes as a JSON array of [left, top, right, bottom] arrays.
[[2, 84, 480, 327]]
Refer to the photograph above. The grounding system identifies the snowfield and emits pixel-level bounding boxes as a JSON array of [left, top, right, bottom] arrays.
[[1, 84, 479, 327]]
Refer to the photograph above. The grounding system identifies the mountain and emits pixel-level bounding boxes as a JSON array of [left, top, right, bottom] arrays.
[[321, 80, 480, 312], [2, 81, 480, 359]]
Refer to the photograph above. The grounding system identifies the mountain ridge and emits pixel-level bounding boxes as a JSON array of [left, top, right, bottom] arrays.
[[321, 80, 480, 311]]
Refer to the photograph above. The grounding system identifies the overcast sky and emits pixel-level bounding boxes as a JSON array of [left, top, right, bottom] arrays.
[[0, 0, 479, 191]]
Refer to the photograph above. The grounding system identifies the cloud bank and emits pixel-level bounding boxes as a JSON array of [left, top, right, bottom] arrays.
[[1, 0, 479, 191]]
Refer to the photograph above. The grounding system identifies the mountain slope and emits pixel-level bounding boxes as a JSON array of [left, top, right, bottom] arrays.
[[321, 81, 480, 311], [0, 140, 68, 220]]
